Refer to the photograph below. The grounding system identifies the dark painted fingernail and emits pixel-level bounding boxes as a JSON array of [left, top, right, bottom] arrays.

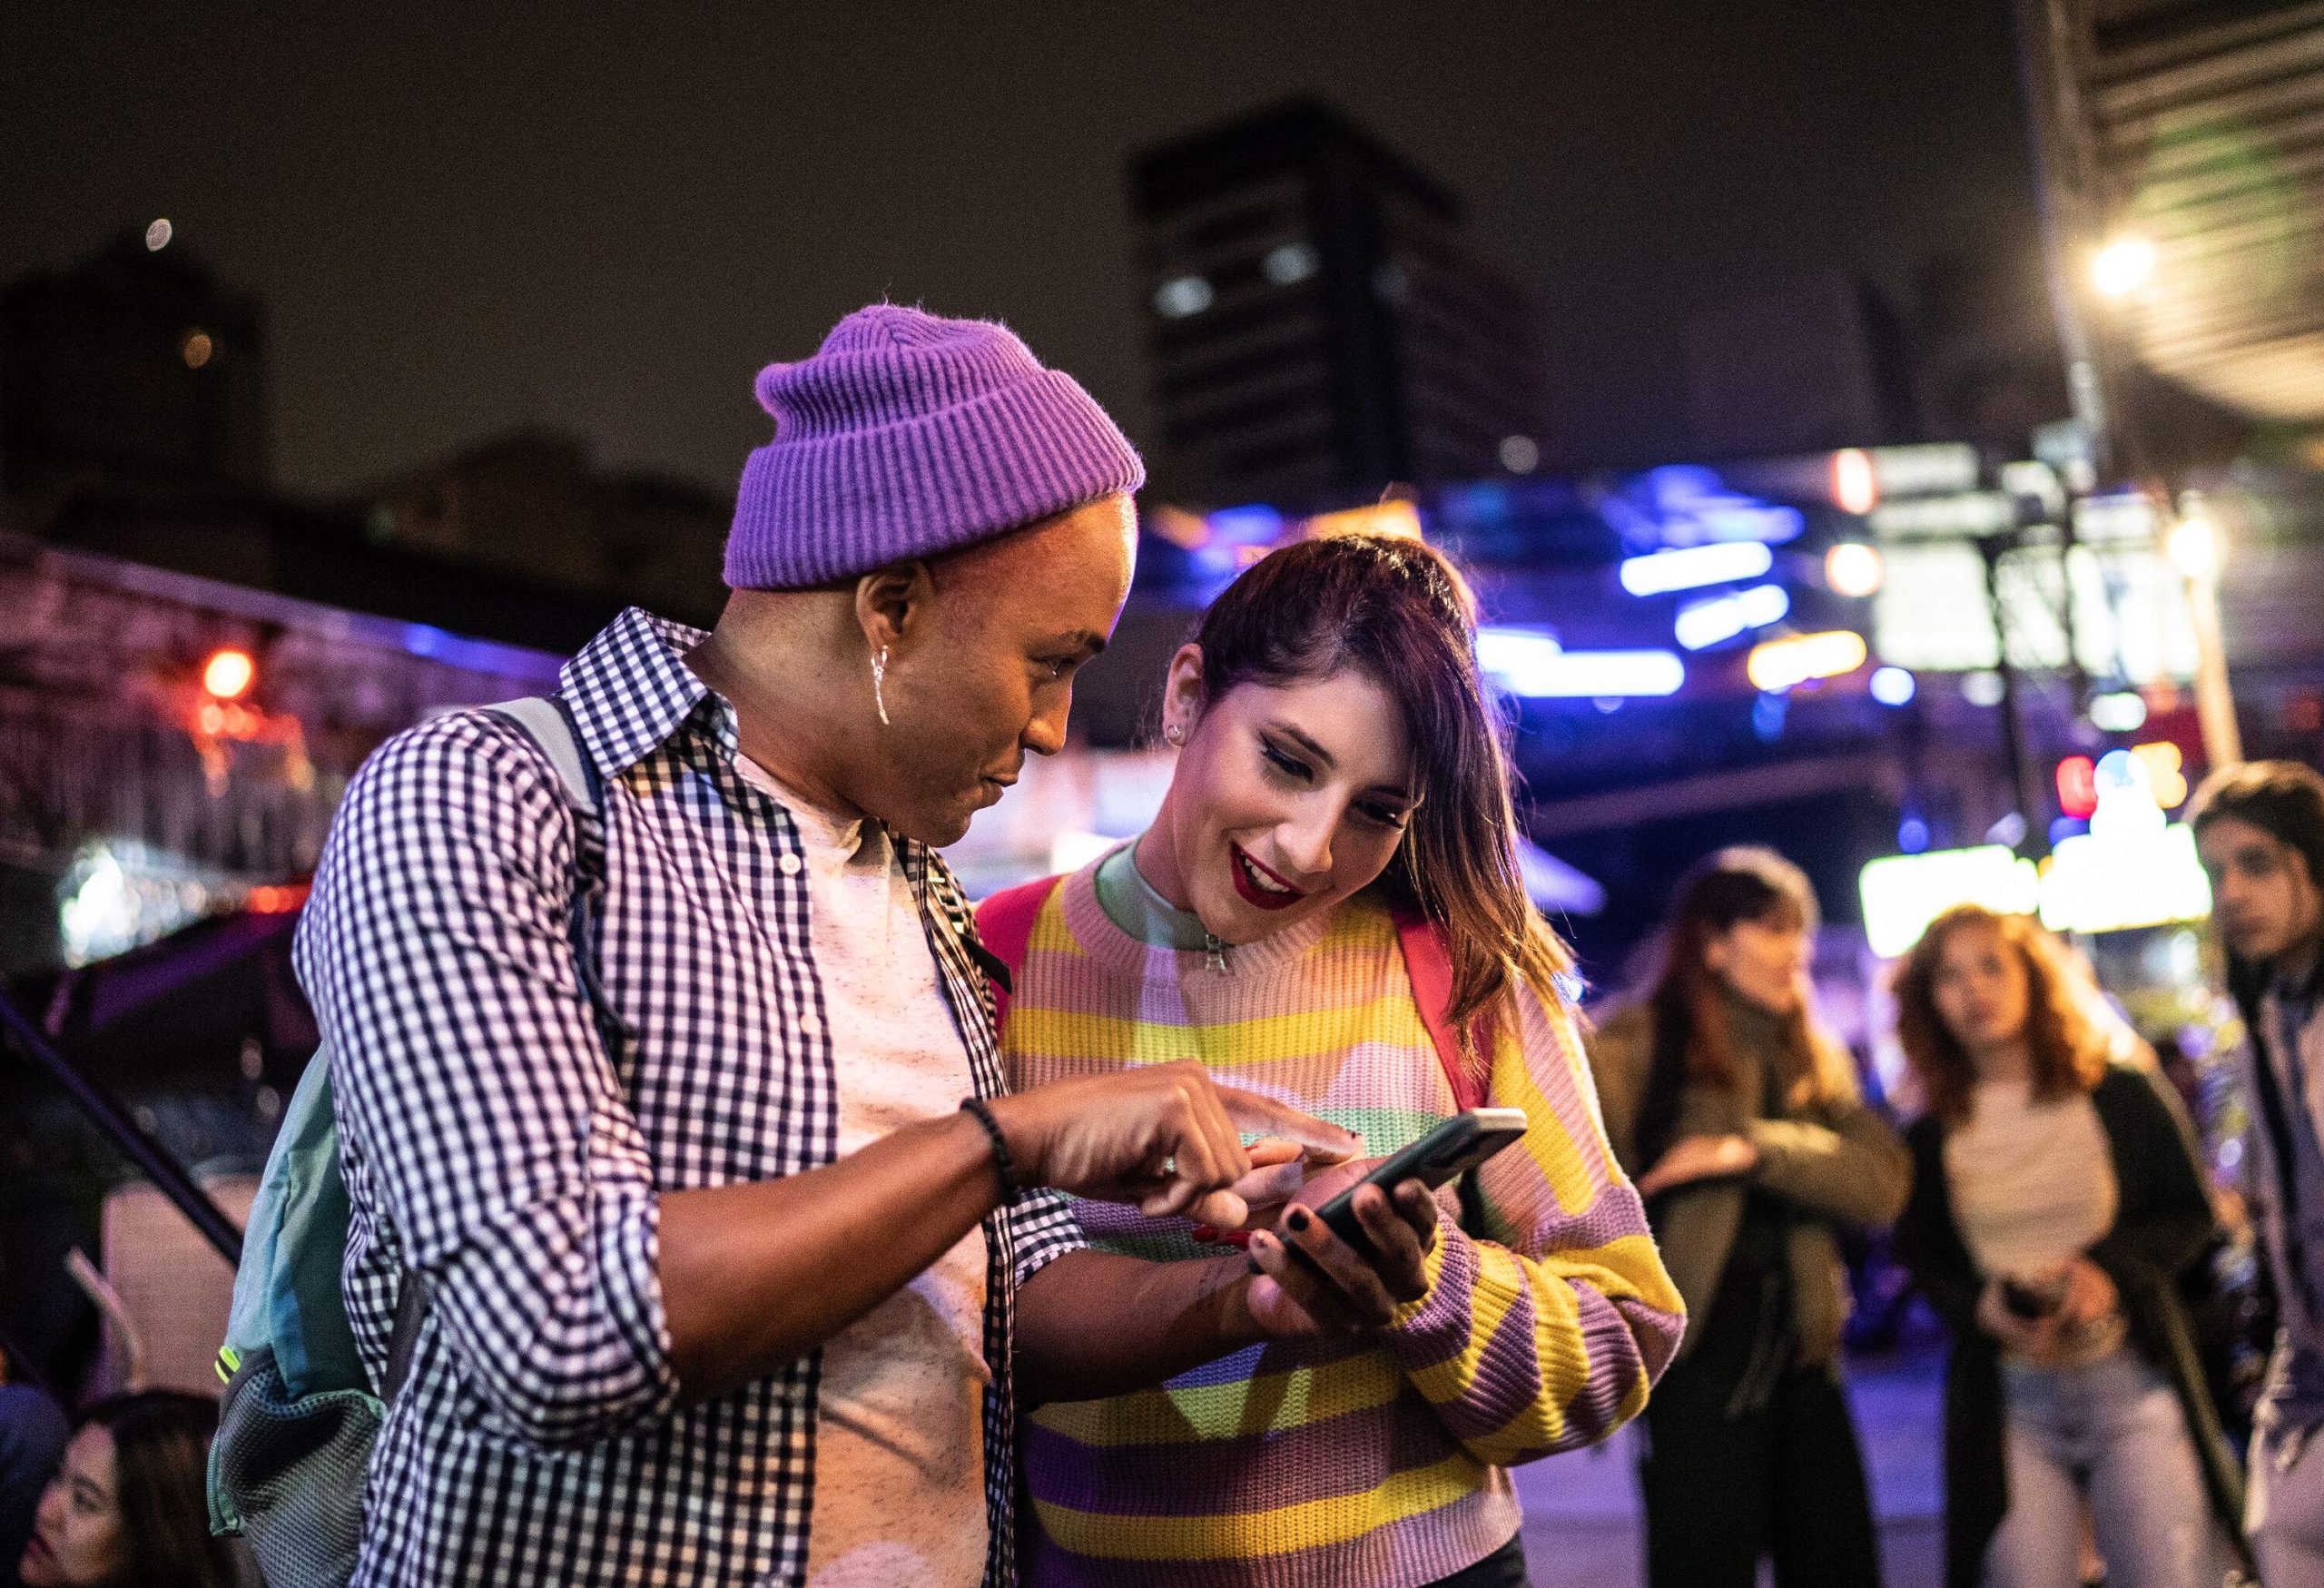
[[1287, 1208, 1310, 1231]]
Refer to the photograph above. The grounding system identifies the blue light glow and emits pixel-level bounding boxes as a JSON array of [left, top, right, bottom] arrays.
[[1898, 817, 1931, 853], [1752, 690, 1787, 741], [1619, 541, 1775, 597], [1600, 465, 1806, 551], [1675, 584, 1790, 650], [1478, 630, 1682, 698], [1869, 666, 1916, 706]]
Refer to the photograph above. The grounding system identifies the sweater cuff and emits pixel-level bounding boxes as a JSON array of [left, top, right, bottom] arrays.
[[1385, 1223, 1469, 1336]]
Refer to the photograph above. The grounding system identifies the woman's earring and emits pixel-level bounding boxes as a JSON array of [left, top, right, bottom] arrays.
[[1163, 722, 1184, 747], [871, 646, 891, 727]]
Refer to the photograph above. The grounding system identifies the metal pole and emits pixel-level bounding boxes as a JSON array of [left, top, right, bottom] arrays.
[[0, 990, 243, 1267], [2183, 564, 2244, 770]]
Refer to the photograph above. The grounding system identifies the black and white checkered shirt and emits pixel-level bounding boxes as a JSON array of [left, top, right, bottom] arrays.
[[295, 607, 1083, 1587]]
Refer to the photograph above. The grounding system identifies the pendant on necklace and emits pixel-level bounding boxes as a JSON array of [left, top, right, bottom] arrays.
[[1205, 934, 1229, 974]]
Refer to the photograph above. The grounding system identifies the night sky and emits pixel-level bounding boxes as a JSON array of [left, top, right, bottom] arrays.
[[5, 2, 2039, 500]]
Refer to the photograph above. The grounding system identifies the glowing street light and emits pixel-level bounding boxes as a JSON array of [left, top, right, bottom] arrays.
[[1829, 449, 1878, 515], [2165, 511, 2220, 580], [2090, 234, 2157, 300], [1824, 542, 1884, 597], [202, 647, 256, 700]]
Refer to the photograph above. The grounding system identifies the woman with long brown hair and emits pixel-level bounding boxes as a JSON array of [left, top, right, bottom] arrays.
[[18, 1391, 246, 1588], [1587, 846, 1908, 1587], [979, 532, 1683, 1587], [1890, 905, 2243, 1588]]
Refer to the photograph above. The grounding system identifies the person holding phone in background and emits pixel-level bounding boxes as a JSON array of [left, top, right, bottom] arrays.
[[979, 534, 1683, 1588], [1890, 906, 2243, 1588], [1586, 847, 1908, 1588]]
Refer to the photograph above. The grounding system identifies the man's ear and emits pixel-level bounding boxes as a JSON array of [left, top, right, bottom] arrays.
[[854, 560, 933, 655]]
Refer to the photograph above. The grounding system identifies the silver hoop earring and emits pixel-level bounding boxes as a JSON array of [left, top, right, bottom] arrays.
[[871, 646, 891, 727]]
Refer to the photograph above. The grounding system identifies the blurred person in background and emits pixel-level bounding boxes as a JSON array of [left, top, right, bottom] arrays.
[[2190, 760, 2324, 1580], [1589, 846, 1909, 1587], [981, 534, 1682, 1588], [1890, 905, 2244, 1588], [0, 1350, 67, 1588], [17, 1390, 243, 1588]]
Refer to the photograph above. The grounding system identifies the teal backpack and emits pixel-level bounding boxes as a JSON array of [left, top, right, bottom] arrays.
[[207, 696, 601, 1586]]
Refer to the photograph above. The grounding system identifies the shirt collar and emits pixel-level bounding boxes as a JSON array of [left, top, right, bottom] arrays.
[[556, 607, 720, 780]]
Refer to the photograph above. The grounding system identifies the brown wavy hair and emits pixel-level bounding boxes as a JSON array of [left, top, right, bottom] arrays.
[[1187, 532, 1571, 1082], [1632, 847, 1856, 1166], [1892, 905, 2109, 1123]]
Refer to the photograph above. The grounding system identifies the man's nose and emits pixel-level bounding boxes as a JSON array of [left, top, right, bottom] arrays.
[[1022, 692, 1071, 757]]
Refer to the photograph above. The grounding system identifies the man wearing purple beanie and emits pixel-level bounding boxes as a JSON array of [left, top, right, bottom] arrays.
[[297, 306, 1413, 1588]]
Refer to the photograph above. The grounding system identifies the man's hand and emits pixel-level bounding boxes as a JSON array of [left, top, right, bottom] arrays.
[[1636, 1133, 1758, 1198], [987, 1060, 1360, 1228], [2055, 1257, 2118, 1327], [1241, 1164, 1442, 1336]]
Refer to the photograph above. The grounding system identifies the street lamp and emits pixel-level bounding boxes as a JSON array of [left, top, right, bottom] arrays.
[[2090, 234, 2157, 300]]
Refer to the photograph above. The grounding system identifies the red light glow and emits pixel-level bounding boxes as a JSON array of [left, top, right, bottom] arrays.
[[1830, 449, 1879, 516], [202, 648, 256, 699], [2055, 755, 2099, 819]]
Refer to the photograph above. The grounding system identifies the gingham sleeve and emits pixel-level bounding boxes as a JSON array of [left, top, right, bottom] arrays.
[[1008, 1187, 1085, 1287], [1375, 981, 1685, 1465], [296, 714, 678, 1450]]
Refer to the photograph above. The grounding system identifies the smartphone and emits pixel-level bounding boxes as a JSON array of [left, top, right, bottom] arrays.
[[1309, 1108, 1529, 1263]]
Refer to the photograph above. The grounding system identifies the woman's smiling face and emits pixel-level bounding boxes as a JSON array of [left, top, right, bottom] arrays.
[[1148, 648, 1418, 945]]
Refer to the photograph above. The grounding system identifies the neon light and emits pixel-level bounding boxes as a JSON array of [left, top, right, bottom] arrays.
[[1674, 584, 1789, 650], [2040, 824, 2211, 934], [2132, 742, 2188, 808], [2055, 756, 2098, 819], [1479, 635, 1683, 698], [1858, 845, 2042, 958], [1746, 630, 1866, 692], [2088, 692, 2147, 733], [1619, 541, 1773, 597]]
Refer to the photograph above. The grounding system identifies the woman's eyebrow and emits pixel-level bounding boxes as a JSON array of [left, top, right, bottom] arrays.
[[1269, 723, 1336, 767]]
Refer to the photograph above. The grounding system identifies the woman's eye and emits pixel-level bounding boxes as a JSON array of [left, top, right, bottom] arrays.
[[1260, 743, 1311, 781], [1359, 803, 1410, 829]]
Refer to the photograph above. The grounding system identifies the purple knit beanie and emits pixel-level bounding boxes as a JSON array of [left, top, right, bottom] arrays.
[[724, 304, 1146, 589]]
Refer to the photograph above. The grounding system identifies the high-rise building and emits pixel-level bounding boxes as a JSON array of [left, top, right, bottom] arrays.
[[1128, 98, 1551, 507], [2, 230, 269, 493]]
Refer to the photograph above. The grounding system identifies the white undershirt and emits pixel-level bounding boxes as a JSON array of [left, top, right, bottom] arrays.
[[1944, 1078, 2125, 1365], [734, 755, 990, 1588]]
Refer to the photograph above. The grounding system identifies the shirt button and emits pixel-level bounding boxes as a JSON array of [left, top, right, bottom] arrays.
[[779, 853, 803, 875], [799, 1011, 823, 1037]]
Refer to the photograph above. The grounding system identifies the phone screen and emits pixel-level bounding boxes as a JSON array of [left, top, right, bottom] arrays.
[[1310, 1108, 1528, 1261]]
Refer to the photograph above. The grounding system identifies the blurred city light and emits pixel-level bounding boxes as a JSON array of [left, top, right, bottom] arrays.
[[2165, 510, 2221, 579], [1478, 632, 1683, 698], [181, 330, 214, 369], [1961, 670, 2006, 707], [1869, 666, 1916, 706], [1746, 629, 1866, 692], [1618, 540, 1772, 596], [202, 646, 256, 700], [1674, 584, 1789, 650], [1829, 449, 1878, 515], [2042, 825, 2211, 934], [1154, 275, 1213, 318], [1498, 434, 1541, 474], [1824, 541, 1884, 597], [144, 218, 172, 252], [2090, 233, 2158, 300], [2055, 755, 2099, 819], [1261, 242, 1318, 284], [1859, 844, 2042, 958], [2132, 741, 2189, 808], [2088, 690, 2149, 732]]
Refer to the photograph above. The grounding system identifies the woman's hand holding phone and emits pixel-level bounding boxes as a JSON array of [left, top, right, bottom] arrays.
[[1239, 1159, 1443, 1336]]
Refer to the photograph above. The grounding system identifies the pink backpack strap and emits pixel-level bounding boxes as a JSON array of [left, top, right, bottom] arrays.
[[1396, 914, 1487, 1110], [972, 874, 1066, 1029]]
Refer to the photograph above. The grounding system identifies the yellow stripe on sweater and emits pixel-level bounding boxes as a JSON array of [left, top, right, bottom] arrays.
[[1031, 1453, 1485, 1561], [1029, 1351, 1405, 1446], [1006, 992, 1433, 1070]]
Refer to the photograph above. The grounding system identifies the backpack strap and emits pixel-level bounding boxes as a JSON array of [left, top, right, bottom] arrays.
[[1396, 914, 1485, 1110], [379, 695, 606, 1400], [973, 874, 1067, 1029]]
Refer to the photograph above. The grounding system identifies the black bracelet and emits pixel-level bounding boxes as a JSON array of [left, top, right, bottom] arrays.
[[960, 1097, 1022, 1205]]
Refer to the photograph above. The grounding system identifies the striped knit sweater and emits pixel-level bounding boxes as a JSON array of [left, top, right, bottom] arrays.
[[996, 861, 1684, 1588]]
